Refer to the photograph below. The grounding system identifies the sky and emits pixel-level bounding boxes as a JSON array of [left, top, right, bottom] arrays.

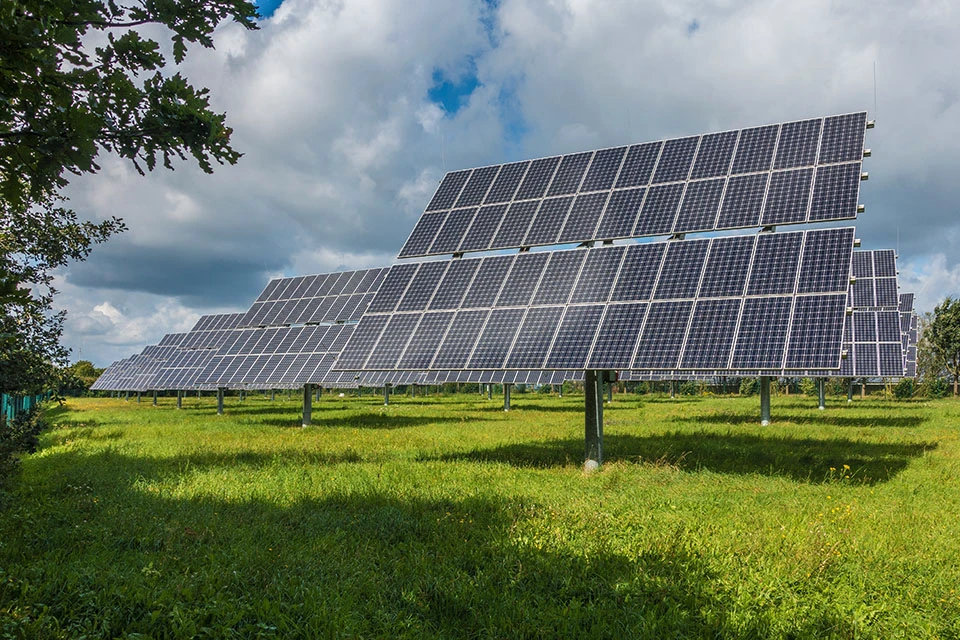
[[53, 0, 960, 367]]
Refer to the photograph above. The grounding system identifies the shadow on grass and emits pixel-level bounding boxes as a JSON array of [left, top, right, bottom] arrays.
[[428, 432, 935, 484], [679, 411, 927, 428], [5, 447, 733, 638]]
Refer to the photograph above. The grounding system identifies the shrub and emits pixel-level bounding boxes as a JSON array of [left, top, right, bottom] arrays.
[[893, 378, 915, 400], [739, 377, 758, 396]]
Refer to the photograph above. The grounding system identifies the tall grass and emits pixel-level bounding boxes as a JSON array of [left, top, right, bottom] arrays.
[[1, 391, 958, 638]]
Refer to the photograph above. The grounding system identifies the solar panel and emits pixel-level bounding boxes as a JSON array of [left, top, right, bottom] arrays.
[[399, 113, 867, 258], [240, 268, 388, 328], [336, 227, 856, 374]]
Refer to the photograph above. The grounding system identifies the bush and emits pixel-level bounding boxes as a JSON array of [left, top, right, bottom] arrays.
[[739, 378, 758, 396], [678, 381, 699, 396], [0, 409, 48, 493], [893, 378, 915, 399], [799, 378, 817, 396], [919, 377, 949, 399]]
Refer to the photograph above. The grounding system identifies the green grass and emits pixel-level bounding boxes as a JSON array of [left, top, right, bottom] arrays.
[[2, 391, 960, 638]]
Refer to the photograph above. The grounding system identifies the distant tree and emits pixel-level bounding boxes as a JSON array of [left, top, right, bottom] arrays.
[[1, 0, 259, 397], [928, 298, 960, 396]]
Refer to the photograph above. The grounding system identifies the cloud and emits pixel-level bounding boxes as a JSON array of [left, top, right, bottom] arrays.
[[54, 0, 960, 365]]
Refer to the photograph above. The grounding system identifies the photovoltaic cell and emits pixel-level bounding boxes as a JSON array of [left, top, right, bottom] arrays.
[[633, 183, 683, 236], [809, 162, 861, 222], [653, 239, 710, 300], [506, 307, 564, 368], [455, 165, 499, 207], [485, 161, 528, 204], [495, 253, 549, 307], [432, 310, 488, 369], [632, 301, 693, 369], [697, 235, 754, 297], [730, 297, 793, 369], [515, 157, 560, 200], [797, 227, 855, 294], [747, 232, 803, 295], [581, 147, 626, 192], [595, 188, 645, 239], [492, 200, 539, 248], [653, 136, 699, 183], [467, 308, 525, 368], [691, 131, 738, 179], [731, 124, 779, 174], [570, 246, 626, 303], [616, 142, 662, 188], [399, 211, 447, 258], [429, 209, 477, 254], [760, 168, 813, 225], [715, 173, 767, 229], [680, 298, 742, 369], [459, 204, 507, 252], [426, 170, 470, 211], [523, 196, 573, 245], [547, 152, 591, 196], [673, 178, 725, 233], [610, 244, 666, 302], [784, 294, 846, 369], [429, 259, 481, 310], [544, 305, 605, 369], [558, 192, 609, 243], [398, 312, 455, 369], [819, 112, 868, 164], [532, 251, 586, 305], [461, 256, 514, 308], [774, 118, 822, 169], [586, 303, 647, 369]]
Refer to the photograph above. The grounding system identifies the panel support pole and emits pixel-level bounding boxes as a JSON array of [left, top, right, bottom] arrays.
[[585, 370, 604, 469], [136, 392, 141, 404], [607, 381, 613, 403], [152, 390, 157, 406], [487, 384, 492, 400], [303, 383, 313, 427], [670, 380, 677, 399], [125, 390, 129, 402], [239, 390, 244, 403], [176, 390, 182, 410], [760, 376, 771, 426], [817, 378, 826, 410], [503, 384, 511, 412], [847, 380, 853, 403], [216, 387, 225, 415], [384, 384, 390, 406]]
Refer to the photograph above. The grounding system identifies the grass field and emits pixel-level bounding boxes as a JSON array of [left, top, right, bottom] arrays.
[[1, 390, 959, 638]]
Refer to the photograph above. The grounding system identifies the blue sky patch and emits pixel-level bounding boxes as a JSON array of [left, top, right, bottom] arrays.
[[256, 0, 283, 19], [687, 19, 700, 35], [428, 64, 481, 115]]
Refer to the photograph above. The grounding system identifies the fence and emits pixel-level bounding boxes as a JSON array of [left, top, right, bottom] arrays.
[[1, 392, 50, 424]]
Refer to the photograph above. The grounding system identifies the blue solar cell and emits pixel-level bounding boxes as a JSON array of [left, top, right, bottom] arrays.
[[851, 278, 875, 308], [747, 232, 802, 295], [515, 156, 561, 200], [774, 118, 822, 169], [796, 227, 855, 294], [819, 112, 867, 164], [873, 250, 897, 277], [875, 277, 899, 308], [544, 305, 605, 369], [730, 297, 792, 369], [505, 307, 564, 369], [523, 196, 573, 246], [547, 152, 592, 196], [495, 253, 550, 307], [459, 204, 507, 252], [809, 162, 861, 222], [698, 235, 755, 297], [679, 298, 742, 369], [690, 130, 738, 179], [461, 255, 514, 308], [581, 147, 626, 192], [731, 124, 779, 174], [610, 243, 666, 302], [631, 301, 693, 369], [366, 262, 419, 313], [715, 173, 767, 229], [615, 142, 662, 188], [397, 261, 448, 312], [853, 311, 877, 342], [570, 246, 626, 303], [760, 168, 813, 226], [484, 161, 528, 204], [492, 200, 539, 249], [399, 210, 447, 258], [652, 136, 699, 183], [784, 294, 846, 369], [467, 308, 525, 368], [633, 183, 683, 236], [852, 251, 873, 278], [652, 239, 710, 300], [432, 310, 488, 369], [854, 342, 878, 377], [586, 303, 647, 369], [558, 192, 609, 243], [429, 259, 481, 310], [878, 342, 904, 377], [429, 208, 478, 254], [877, 311, 901, 342], [455, 165, 499, 207], [594, 187, 645, 239], [673, 178, 725, 233], [364, 314, 420, 369], [426, 170, 471, 211], [532, 250, 587, 305], [398, 312, 455, 369]]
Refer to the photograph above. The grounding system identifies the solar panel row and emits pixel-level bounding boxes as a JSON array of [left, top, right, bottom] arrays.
[[337, 227, 855, 374], [400, 113, 867, 258]]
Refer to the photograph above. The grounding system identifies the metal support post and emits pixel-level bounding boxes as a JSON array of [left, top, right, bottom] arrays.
[[125, 390, 129, 402], [670, 380, 677, 398], [503, 384, 511, 411], [217, 387, 225, 415], [316, 386, 321, 401], [760, 376, 771, 426], [584, 371, 604, 469], [384, 384, 390, 406], [487, 384, 492, 400], [271, 389, 275, 401], [152, 390, 157, 406], [136, 392, 141, 403], [607, 381, 613, 403], [302, 384, 313, 427], [847, 381, 853, 403], [817, 378, 826, 410], [176, 390, 182, 410]]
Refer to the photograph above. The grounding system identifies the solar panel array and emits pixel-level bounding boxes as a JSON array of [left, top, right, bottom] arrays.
[[337, 227, 855, 375], [900, 293, 918, 377], [850, 249, 899, 308], [399, 113, 867, 259], [152, 313, 246, 390], [239, 268, 388, 328], [196, 324, 356, 389]]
